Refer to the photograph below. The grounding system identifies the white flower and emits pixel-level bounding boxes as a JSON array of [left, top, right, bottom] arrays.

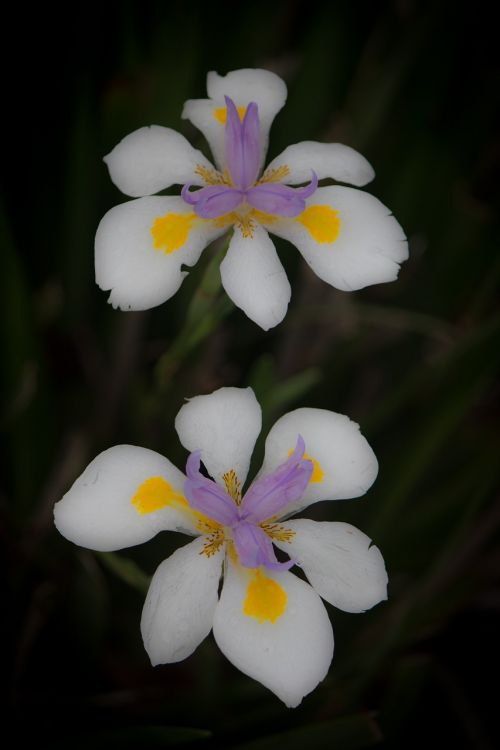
[[54, 387, 388, 707], [96, 68, 408, 330]]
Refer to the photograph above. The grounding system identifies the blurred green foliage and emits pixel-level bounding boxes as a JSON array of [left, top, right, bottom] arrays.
[[2, 0, 499, 747]]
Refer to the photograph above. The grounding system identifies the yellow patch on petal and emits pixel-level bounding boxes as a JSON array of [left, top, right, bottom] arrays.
[[131, 476, 187, 514], [213, 105, 246, 124], [243, 570, 287, 624], [297, 205, 340, 243], [151, 212, 196, 255], [131, 476, 219, 533], [287, 449, 325, 483], [305, 453, 325, 483]]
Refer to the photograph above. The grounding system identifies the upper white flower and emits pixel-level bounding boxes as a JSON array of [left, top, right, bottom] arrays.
[[54, 386, 388, 707], [96, 68, 409, 330]]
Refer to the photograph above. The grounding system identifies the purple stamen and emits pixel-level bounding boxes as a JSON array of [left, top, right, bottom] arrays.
[[240, 436, 313, 523], [224, 97, 261, 190], [180, 96, 318, 220], [181, 183, 244, 218], [185, 451, 239, 526], [232, 521, 294, 571], [183, 436, 312, 572], [246, 172, 318, 218]]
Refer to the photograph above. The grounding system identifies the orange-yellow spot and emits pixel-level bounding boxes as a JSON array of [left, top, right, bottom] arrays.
[[213, 105, 246, 124], [305, 453, 325, 483], [288, 449, 325, 483], [297, 205, 340, 243], [131, 476, 187, 514], [131, 476, 219, 533], [151, 212, 196, 254], [243, 570, 287, 623]]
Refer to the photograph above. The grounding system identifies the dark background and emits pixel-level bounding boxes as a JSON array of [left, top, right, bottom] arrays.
[[2, 1, 499, 747]]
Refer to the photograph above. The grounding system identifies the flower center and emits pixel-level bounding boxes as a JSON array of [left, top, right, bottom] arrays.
[[181, 96, 317, 221], [184, 436, 314, 571]]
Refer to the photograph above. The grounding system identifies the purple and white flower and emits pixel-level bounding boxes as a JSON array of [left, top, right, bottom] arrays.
[[96, 68, 408, 329], [54, 387, 388, 707]]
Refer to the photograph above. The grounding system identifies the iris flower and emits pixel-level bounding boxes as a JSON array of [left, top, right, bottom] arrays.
[[97, 68, 408, 329], [54, 387, 388, 707]]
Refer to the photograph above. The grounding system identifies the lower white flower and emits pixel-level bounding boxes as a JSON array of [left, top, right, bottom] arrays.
[[53, 387, 387, 707]]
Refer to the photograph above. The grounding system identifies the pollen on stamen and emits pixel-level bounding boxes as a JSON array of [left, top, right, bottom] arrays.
[[196, 518, 221, 534], [236, 214, 256, 239], [261, 522, 296, 543], [223, 469, 242, 504], [194, 164, 229, 186], [257, 164, 291, 184], [201, 528, 225, 558]]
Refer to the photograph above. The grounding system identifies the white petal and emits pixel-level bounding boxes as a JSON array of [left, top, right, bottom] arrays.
[[95, 196, 225, 311], [53, 445, 197, 552], [268, 186, 408, 291], [175, 386, 261, 486], [141, 536, 223, 664], [104, 126, 215, 198], [277, 520, 388, 613], [265, 141, 375, 187], [213, 561, 333, 707], [220, 223, 291, 330], [259, 408, 378, 515], [182, 68, 287, 170]]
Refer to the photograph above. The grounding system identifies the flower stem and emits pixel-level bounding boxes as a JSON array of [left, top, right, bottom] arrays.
[[154, 235, 233, 389], [97, 551, 151, 594]]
